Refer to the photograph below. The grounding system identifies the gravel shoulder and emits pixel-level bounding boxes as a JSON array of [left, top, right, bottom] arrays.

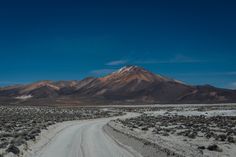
[[105, 122, 180, 157]]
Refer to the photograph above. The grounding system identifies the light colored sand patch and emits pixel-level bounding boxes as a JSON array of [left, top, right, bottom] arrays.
[[110, 121, 236, 157], [147, 109, 236, 117], [15, 95, 32, 100]]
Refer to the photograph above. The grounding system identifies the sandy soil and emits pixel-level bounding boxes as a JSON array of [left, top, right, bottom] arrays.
[[105, 123, 180, 157], [112, 107, 236, 157]]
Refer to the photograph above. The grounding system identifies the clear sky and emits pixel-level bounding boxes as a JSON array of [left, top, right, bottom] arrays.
[[0, 0, 235, 89]]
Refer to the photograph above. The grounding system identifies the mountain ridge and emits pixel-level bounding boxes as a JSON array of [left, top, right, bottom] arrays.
[[0, 65, 236, 105]]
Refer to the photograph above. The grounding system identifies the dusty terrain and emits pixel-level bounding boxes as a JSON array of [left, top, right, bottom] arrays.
[[111, 104, 236, 157], [0, 106, 122, 156], [1, 104, 236, 157]]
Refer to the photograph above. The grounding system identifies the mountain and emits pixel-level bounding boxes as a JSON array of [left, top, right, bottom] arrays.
[[0, 65, 236, 105]]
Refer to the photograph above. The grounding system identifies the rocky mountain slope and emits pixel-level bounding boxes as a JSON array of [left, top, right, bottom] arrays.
[[0, 66, 236, 105]]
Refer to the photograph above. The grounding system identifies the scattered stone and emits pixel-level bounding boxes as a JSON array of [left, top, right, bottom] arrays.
[[207, 144, 222, 152], [0, 142, 8, 149], [227, 136, 235, 143], [217, 134, 227, 141], [188, 132, 197, 139], [141, 126, 149, 131], [198, 146, 206, 149], [6, 144, 20, 154], [162, 132, 169, 136], [0, 106, 122, 155]]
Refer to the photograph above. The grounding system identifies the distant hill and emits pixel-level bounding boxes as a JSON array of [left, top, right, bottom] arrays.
[[1, 65, 236, 105]]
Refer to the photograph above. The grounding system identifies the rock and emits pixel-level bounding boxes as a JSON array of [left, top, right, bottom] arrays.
[[30, 128, 41, 134], [141, 126, 149, 131], [227, 136, 235, 143], [6, 144, 20, 154], [188, 132, 197, 139], [11, 136, 26, 146], [162, 132, 169, 136], [205, 132, 214, 139], [217, 134, 227, 141], [198, 146, 205, 149], [0, 142, 8, 149], [207, 144, 222, 152]]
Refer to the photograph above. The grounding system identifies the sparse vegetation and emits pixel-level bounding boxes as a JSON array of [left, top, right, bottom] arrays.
[[0, 106, 122, 156], [110, 104, 236, 156]]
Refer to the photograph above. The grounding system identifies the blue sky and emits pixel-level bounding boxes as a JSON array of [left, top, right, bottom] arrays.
[[0, 0, 236, 89]]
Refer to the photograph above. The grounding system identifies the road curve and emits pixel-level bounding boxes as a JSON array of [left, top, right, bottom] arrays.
[[33, 116, 142, 157]]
